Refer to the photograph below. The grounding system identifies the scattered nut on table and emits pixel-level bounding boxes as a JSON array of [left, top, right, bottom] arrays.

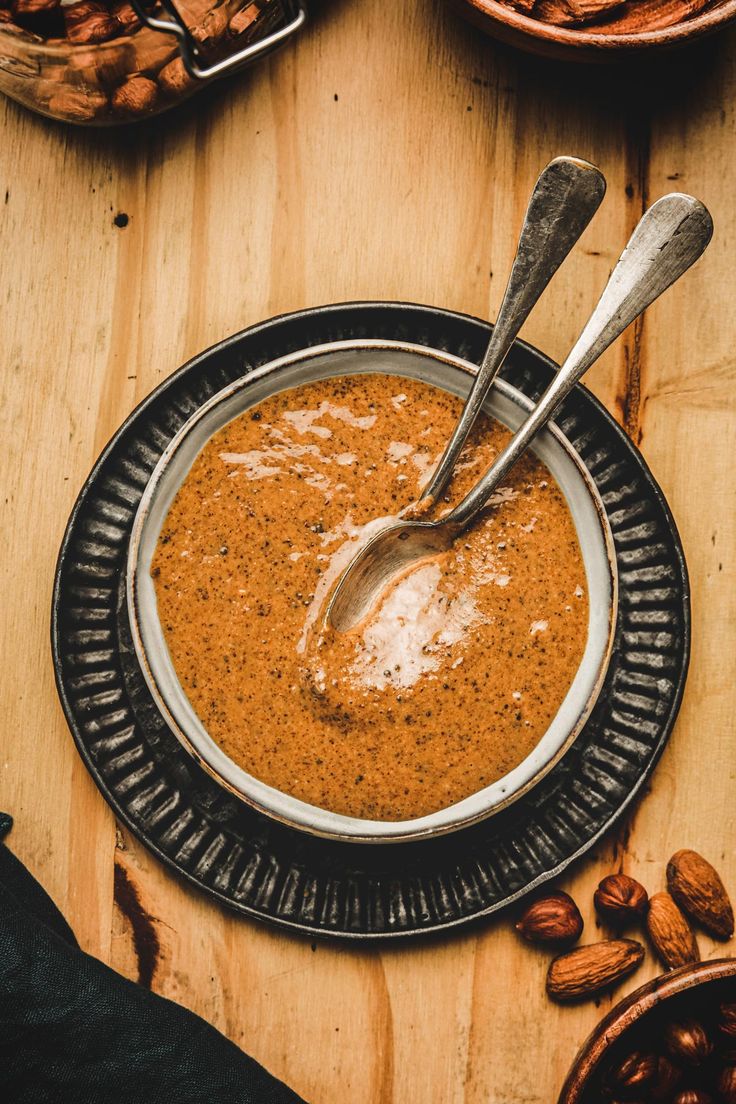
[[595, 873, 649, 925], [667, 849, 735, 940], [647, 892, 700, 970], [515, 891, 584, 946], [546, 939, 644, 1002]]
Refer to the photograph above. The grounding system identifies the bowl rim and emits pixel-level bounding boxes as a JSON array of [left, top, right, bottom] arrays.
[[559, 957, 736, 1102], [126, 336, 618, 843], [456, 0, 736, 50]]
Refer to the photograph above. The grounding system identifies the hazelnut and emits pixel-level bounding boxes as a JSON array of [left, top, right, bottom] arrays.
[[720, 1001, 736, 1039], [594, 874, 649, 925], [673, 1092, 712, 1104], [64, 1, 120, 44], [111, 74, 158, 117], [515, 891, 583, 945], [609, 1049, 658, 1094], [664, 1018, 713, 1066], [718, 1067, 736, 1104]]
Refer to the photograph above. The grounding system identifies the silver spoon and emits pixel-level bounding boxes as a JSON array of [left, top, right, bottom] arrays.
[[327, 193, 712, 633], [421, 154, 606, 506]]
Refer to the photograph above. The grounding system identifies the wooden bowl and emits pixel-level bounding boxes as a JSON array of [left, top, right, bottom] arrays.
[[559, 958, 736, 1102], [451, 0, 736, 61]]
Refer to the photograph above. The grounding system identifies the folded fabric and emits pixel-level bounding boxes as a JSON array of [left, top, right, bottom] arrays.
[[0, 813, 307, 1104]]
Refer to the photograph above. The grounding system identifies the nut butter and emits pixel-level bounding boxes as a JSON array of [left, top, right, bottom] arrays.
[[152, 374, 588, 820]]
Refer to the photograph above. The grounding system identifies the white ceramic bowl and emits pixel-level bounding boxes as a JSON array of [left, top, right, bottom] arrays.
[[127, 339, 618, 843]]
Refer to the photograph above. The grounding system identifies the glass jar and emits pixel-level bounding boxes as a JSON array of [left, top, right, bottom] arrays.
[[0, 0, 306, 125]]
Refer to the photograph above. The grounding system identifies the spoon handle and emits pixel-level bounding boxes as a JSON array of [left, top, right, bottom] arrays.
[[420, 156, 606, 505], [446, 192, 713, 531]]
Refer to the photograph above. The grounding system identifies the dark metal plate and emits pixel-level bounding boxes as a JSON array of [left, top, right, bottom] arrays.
[[52, 302, 690, 940]]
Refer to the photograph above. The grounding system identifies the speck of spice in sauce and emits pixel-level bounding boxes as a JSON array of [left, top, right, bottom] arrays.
[[152, 374, 588, 821]]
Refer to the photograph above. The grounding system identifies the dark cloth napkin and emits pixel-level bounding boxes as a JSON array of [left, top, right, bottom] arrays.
[[0, 813, 307, 1104]]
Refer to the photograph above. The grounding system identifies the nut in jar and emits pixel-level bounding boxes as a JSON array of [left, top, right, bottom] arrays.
[[0, 0, 307, 124]]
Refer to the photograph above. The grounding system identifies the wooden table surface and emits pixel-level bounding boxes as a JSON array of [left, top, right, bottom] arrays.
[[2, 3, 735, 1101]]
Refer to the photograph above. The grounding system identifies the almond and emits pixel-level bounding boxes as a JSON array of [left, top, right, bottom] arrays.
[[546, 938, 644, 1002], [12, 0, 59, 13], [646, 892, 700, 969], [190, 4, 229, 46], [63, 0, 120, 44], [46, 85, 107, 121], [111, 74, 157, 117], [666, 849, 734, 939], [230, 1, 260, 35], [111, 1, 140, 33], [515, 891, 583, 945], [157, 57, 196, 98]]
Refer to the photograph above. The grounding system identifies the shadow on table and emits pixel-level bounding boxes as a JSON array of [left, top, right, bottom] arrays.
[[442, 3, 736, 132]]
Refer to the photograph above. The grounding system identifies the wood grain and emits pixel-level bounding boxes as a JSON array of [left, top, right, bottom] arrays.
[[1, 3, 735, 1102]]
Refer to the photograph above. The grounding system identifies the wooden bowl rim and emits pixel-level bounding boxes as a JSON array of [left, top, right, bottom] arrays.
[[559, 957, 736, 1103], [458, 0, 736, 50]]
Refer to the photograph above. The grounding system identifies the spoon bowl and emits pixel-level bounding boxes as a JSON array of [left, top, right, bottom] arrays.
[[327, 519, 456, 632]]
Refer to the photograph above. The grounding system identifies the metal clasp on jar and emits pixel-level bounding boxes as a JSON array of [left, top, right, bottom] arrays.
[[130, 0, 307, 81]]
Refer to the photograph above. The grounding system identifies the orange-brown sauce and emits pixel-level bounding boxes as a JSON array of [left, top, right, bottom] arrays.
[[152, 375, 588, 820]]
